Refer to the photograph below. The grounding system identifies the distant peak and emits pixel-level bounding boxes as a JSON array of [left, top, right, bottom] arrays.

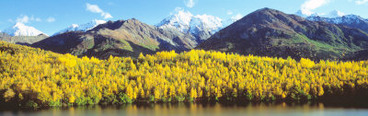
[[126, 18, 138, 21], [157, 8, 222, 32], [14, 22, 25, 27], [256, 8, 280, 13], [3, 22, 44, 36], [54, 19, 107, 35], [252, 8, 286, 16], [70, 24, 79, 28], [257, 7, 273, 11]]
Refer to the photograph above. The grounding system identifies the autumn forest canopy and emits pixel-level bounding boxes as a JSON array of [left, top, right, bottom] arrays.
[[1, 41, 368, 108]]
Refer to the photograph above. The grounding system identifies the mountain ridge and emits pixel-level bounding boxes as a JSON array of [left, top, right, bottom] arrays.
[[197, 8, 368, 60], [54, 19, 107, 35], [32, 18, 197, 59], [157, 9, 223, 43]]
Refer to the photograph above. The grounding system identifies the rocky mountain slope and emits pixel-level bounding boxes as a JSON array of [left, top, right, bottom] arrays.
[[32, 19, 197, 59], [197, 8, 368, 60]]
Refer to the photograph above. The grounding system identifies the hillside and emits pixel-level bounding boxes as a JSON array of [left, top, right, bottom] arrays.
[[197, 8, 368, 60], [0, 32, 48, 45], [32, 19, 197, 59]]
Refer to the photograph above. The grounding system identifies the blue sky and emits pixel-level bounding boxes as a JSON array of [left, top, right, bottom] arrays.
[[0, 0, 368, 35]]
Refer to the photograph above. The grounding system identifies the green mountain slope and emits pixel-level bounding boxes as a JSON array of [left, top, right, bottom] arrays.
[[197, 8, 368, 60], [32, 19, 197, 59]]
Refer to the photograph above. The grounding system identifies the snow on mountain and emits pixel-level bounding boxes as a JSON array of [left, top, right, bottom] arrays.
[[307, 14, 366, 24], [306, 13, 368, 34], [54, 19, 106, 35], [295, 9, 368, 26], [191, 14, 222, 33], [157, 10, 194, 33], [3, 22, 45, 36], [157, 9, 223, 41]]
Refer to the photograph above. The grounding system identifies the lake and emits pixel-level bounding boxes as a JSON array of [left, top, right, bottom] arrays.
[[2, 102, 368, 116]]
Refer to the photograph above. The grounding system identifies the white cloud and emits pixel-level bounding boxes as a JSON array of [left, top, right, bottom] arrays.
[[227, 10, 233, 15], [356, 0, 368, 4], [86, 3, 113, 19], [301, 0, 330, 16], [231, 13, 243, 22], [13, 15, 42, 23], [101, 12, 113, 19], [8, 15, 57, 24], [46, 17, 56, 22], [184, 0, 195, 8]]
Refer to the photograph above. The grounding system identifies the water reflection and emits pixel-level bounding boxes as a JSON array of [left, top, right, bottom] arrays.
[[2, 102, 368, 116]]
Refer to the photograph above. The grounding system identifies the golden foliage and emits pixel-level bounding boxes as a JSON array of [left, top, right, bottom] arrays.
[[1, 41, 368, 106]]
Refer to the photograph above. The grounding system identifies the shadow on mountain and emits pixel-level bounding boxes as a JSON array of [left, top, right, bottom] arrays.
[[84, 39, 156, 59], [343, 49, 368, 61], [32, 31, 86, 54], [90, 20, 125, 31], [197, 8, 368, 61]]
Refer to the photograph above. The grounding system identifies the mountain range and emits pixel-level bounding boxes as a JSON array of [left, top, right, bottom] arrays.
[[306, 15, 368, 34], [197, 8, 368, 60], [1, 8, 368, 60], [54, 19, 107, 35], [157, 9, 223, 43], [0, 23, 49, 45], [32, 19, 197, 59]]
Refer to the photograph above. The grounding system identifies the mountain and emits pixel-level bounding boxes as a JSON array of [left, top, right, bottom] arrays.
[[306, 14, 368, 34], [32, 19, 197, 59], [54, 19, 107, 35], [3, 22, 46, 36], [157, 9, 223, 43], [197, 8, 368, 60], [0, 23, 48, 44]]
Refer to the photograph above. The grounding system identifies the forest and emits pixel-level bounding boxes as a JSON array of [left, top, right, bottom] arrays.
[[1, 41, 368, 108]]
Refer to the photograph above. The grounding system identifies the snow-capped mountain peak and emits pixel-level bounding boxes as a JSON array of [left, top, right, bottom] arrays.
[[157, 9, 223, 41], [54, 19, 107, 35], [191, 14, 223, 33], [3, 22, 45, 36], [157, 10, 194, 33], [307, 13, 366, 24]]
